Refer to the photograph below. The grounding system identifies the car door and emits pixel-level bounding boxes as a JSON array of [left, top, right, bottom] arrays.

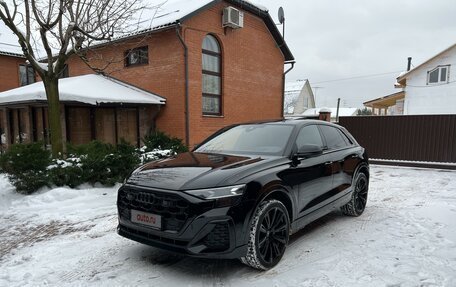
[[318, 124, 358, 197], [285, 124, 334, 218]]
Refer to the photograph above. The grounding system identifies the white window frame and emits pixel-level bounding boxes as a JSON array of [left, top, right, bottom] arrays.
[[427, 65, 450, 85]]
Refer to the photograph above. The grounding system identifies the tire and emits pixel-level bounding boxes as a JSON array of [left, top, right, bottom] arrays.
[[240, 199, 290, 270], [341, 172, 368, 216]]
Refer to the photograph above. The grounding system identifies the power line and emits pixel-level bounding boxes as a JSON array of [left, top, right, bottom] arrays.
[[312, 70, 403, 84]]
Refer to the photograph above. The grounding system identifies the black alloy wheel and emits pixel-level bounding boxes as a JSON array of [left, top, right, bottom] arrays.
[[258, 206, 288, 263], [354, 174, 368, 214], [341, 172, 369, 216], [241, 200, 290, 270]]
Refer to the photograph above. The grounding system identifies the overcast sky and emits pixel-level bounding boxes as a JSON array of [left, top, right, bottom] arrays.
[[2, 0, 456, 108], [255, 0, 456, 108]]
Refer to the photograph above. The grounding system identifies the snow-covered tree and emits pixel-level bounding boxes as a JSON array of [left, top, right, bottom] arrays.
[[0, 0, 150, 156]]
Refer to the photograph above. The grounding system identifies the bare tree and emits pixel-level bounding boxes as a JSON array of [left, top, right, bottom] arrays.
[[283, 93, 298, 115], [0, 0, 150, 156]]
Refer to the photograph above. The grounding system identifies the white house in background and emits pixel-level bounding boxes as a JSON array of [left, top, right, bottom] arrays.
[[301, 107, 358, 122], [395, 43, 456, 115], [284, 80, 316, 115]]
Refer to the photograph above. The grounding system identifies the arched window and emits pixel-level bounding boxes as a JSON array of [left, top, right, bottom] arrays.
[[202, 35, 222, 115]]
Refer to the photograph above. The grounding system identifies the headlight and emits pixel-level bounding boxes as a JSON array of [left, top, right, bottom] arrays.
[[184, 184, 245, 199]]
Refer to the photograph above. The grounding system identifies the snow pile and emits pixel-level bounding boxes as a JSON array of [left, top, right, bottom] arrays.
[[0, 174, 19, 211], [0, 165, 455, 286]]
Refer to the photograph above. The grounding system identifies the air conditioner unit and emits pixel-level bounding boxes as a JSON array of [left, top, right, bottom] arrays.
[[223, 6, 244, 29]]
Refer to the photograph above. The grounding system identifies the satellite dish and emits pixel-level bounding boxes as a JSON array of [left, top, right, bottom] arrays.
[[278, 7, 285, 24]]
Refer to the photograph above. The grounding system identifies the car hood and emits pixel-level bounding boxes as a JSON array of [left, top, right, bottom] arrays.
[[126, 152, 285, 190]]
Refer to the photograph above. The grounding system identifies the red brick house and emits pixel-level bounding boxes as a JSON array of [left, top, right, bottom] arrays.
[[0, 0, 294, 148], [0, 51, 28, 92]]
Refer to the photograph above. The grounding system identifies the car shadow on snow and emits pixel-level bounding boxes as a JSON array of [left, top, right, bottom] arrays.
[[288, 210, 344, 246], [123, 210, 347, 278]]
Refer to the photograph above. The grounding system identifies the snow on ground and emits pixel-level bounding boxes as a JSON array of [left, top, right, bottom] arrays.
[[0, 165, 455, 287]]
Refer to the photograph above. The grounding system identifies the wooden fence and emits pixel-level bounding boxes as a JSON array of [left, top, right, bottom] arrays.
[[338, 115, 456, 163]]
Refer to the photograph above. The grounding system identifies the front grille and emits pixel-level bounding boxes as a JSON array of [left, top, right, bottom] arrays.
[[120, 225, 188, 247], [203, 223, 230, 252], [118, 188, 192, 232]]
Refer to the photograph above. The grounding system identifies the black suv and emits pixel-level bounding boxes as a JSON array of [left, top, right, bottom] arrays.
[[117, 120, 369, 270]]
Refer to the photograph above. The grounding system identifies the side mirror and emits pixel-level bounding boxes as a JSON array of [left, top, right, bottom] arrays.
[[297, 144, 323, 158]]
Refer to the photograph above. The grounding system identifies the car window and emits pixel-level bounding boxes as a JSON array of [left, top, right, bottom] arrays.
[[295, 125, 324, 149], [319, 125, 348, 150], [338, 129, 353, 145], [195, 124, 295, 155]]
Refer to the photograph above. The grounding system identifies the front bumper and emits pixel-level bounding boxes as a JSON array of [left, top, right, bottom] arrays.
[[117, 184, 251, 259]]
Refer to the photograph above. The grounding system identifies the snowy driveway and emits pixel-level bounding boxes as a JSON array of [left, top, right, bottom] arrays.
[[1, 165, 455, 287]]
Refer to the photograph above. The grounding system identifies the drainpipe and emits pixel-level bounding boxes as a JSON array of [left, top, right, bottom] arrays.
[[282, 61, 295, 118], [176, 25, 190, 146]]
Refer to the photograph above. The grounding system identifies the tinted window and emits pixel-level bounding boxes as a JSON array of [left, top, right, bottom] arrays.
[[319, 125, 348, 150], [196, 124, 294, 155], [295, 125, 323, 149], [338, 129, 353, 145]]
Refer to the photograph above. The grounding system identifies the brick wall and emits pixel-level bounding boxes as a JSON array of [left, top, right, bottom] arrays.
[[183, 2, 284, 146], [67, 29, 186, 141], [66, 1, 285, 147], [0, 55, 25, 92]]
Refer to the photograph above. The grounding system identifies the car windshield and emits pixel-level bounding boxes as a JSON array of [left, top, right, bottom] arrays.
[[195, 124, 294, 156]]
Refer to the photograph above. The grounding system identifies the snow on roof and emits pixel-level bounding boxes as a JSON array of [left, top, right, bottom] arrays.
[[131, 0, 214, 33], [302, 107, 358, 117], [396, 42, 456, 82], [0, 42, 24, 57], [285, 80, 308, 93], [284, 80, 308, 102], [0, 23, 24, 57], [115, 0, 268, 41], [0, 74, 166, 106], [243, 0, 268, 11]]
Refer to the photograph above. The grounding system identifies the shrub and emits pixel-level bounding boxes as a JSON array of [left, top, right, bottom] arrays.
[[0, 143, 51, 194], [74, 140, 117, 184], [94, 140, 140, 185], [139, 148, 174, 164], [47, 158, 84, 188], [143, 130, 188, 154], [0, 138, 176, 194], [69, 140, 140, 186]]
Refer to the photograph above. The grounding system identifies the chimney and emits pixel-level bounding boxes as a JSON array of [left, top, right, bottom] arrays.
[[407, 57, 412, 71], [319, 108, 331, 122]]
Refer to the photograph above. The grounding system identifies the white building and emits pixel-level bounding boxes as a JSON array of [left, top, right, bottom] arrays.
[[284, 80, 316, 115], [395, 43, 456, 115]]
